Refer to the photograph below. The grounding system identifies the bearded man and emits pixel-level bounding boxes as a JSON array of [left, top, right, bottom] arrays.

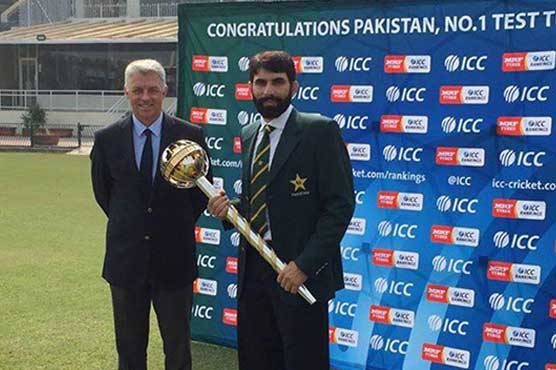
[[207, 50, 355, 370]]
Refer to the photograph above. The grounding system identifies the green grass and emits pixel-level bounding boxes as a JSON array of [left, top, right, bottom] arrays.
[[0, 153, 238, 370]]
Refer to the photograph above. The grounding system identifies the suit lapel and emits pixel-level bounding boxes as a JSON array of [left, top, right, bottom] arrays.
[[268, 110, 302, 184], [119, 115, 138, 175]]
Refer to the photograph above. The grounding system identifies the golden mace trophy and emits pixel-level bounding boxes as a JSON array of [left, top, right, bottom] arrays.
[[160, 139, 316, 305]]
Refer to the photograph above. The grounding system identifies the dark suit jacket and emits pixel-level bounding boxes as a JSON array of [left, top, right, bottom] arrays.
[[236, 109, 355, 305], [90, 113, 209, 290]]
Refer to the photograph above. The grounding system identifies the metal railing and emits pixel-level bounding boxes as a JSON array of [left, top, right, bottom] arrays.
[[0, 89, 127, 112], [0, 122, 98, 149], [84, 4, 127, 18], [141, 2, 178, 17]]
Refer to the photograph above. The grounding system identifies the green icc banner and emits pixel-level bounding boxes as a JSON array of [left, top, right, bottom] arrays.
[[178, 1, 556, 369]]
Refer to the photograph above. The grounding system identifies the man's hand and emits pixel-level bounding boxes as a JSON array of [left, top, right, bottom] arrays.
[[277, 261, 308, 294], [207, 190, 229, 220]]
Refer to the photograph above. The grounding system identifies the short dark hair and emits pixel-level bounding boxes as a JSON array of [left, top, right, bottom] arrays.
[[249, 50, 296, 83]]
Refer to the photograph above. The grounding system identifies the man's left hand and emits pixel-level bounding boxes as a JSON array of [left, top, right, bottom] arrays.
[[277, 261, 308, 294]]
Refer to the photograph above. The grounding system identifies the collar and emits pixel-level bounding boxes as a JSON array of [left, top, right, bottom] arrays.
[[132, 113, 163, 137]]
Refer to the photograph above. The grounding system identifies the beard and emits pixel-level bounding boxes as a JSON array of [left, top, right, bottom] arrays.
[[253, 92, 293, 119]]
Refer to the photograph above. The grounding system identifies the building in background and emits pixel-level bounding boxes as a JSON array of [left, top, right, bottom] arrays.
[[0, 0, 300, 126]]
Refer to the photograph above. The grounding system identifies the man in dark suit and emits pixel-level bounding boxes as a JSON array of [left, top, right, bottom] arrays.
[[208, 51, 355, 370], [90, 59, 208, 370]]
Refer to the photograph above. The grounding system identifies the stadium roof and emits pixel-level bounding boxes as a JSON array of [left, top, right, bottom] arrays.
[[0, 18, 177, 44]]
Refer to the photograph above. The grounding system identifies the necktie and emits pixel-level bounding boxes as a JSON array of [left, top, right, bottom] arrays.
[[140, 128, 153, 189], [249, 124, 275, 236]]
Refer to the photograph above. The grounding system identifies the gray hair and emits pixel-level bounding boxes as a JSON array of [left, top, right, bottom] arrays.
[[124, 59, 167, 88]]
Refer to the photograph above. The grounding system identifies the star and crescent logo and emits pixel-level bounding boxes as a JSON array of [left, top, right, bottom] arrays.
[[290, 174, 307, 192]]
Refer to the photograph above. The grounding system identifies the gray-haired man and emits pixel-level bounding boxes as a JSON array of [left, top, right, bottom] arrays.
[[91, 59, 210, 370]]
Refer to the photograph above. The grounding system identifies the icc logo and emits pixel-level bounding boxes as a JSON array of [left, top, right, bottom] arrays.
[[354, 190, 365, 205], [484, 355, 529, 370], [328, 299, 357, 317], [227, 284, 237, 299], [237, 111, 262, 126], [205, 137, 223, 150], [230, 232, 240, 247], [441, 116, 482, 133], [193, 82, 225, 97], [378, 220, 417, 239], [432, 256, 472, 275], [504, 85, 549, 102], [499, 149, 545, 167], [197, 254, 216, 268], [192, 304, 214, 319], [489, 293, 534, 314], [444, 55, 487, 71], [493, 231, 538, 250], [233, 179, 242, 195], [374, 277, 414, 297], [382, 145, 423, 162], [334, 114, 369, 130], [437, 195, 478, 214], [428, 315, 468, 335], [335, 56, 372, 72], [386, 86, 426, 102], [238, 57, 250, 71], [293, 86, 319, 101], [370, 335, 408, 354], [340, 246, 360, 261]]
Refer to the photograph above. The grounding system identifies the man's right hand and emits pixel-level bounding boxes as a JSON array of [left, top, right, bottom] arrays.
[[207, 190, 229, 220]]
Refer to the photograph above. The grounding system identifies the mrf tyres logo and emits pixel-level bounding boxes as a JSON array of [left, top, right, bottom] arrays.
[[436, 147, 485, 167], [422, 343, 470, 369], [384, 55, 431, 73], [430, 225, 479, 247], [372, 249, 419, 270], [483, 323, 536, 348], [440, 85, 489, 104], [492, 199, 546, 220], [292, 56, 323, 73], [487, 261, 541, 285], [346, 143, 371, 161], [377, 191, 423, 211], [192, 55, 228, 72], [380, 115, 428, 134], [503, 51, 556, 72], [331, 85, 373, 102], [426, 284, 475, 308], [329, 327, 359, 347], [369, 305, 414, 328], [496, 116, 552, 136]]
